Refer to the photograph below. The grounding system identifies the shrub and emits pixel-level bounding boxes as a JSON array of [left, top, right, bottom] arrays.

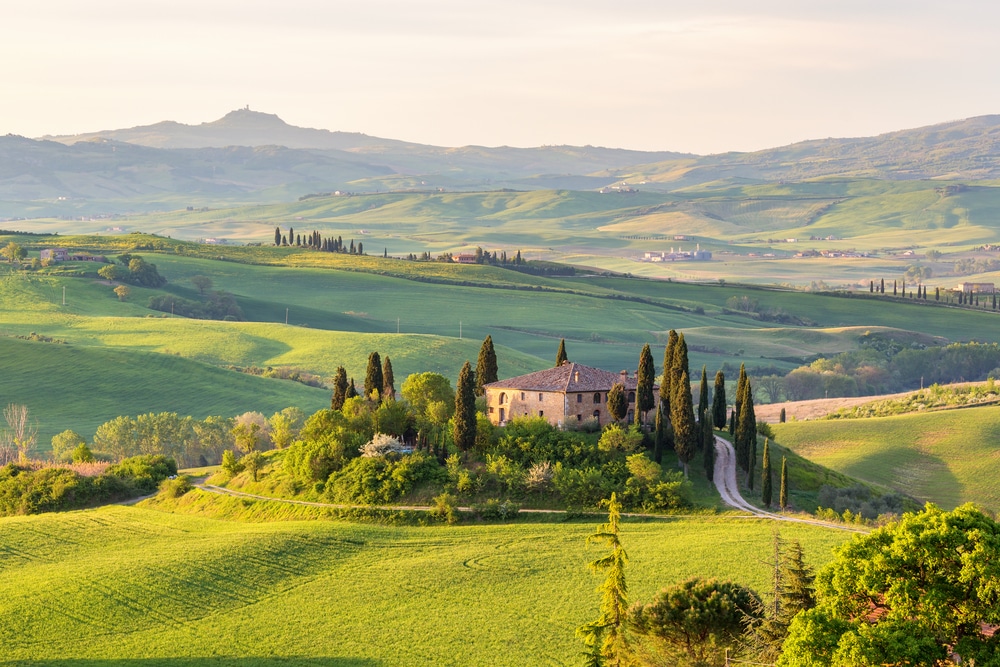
[[283, 438, 348, 483], [525, 461, 554, 492], [159, 475, 193, 499], [221, 449, 243, 476], [71, 443, 95, 463], [472, 498, 520, 521], [756, 421, 775, 439], [326, 452, 443, 505], [106, 455, 177, 494], [429, 492, 460, 524], [359, 433, 406, 458]]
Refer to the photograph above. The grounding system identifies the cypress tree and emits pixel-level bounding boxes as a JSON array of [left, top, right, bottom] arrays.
[[364, 351, 383, 402], [382, 356, 395, 400], [349, 239, 356, 254], [331, 366, 349, 410], [779, 407, 786, 423], [780, 540, 815, 614], [671, 370, 697, 476], [281, 234, 287, 246], [880, 278, 885, 293], [697, 365, 709, 424], [274, 226, 281, 246], [653, 404, 665, 463], [736, 380, 756, 474], [475, 335, 499, 396], [636, 344, 655, 424], [712, 370, 727, 429], [555, 338, 568, 367], [761, 439, 773, 507], [702, 407, 715, 482], [672, 333, 690, 385], [936, 286, 940, 301], [748, 432, 756, 491], [289, 226, 294, 245], [454, 361, 477, 451], [870, 280, 873, 293], [729, 408, 736, 435], [779, 457, 788, 510], [659, 331, 678, 418], [893, 279, 897, 296], [358, 241, 363, 255], [384, 248, 387, 258], [607, 383, 627, 423], [345, 378, 359, 399]]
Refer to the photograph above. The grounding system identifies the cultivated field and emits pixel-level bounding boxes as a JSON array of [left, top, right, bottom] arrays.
[[0, 502, 850, 666]]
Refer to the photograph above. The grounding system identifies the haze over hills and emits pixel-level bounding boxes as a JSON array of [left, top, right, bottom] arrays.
[[4, 109, 1000, 219]]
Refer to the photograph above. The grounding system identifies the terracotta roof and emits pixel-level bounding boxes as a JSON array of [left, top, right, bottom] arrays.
[[484, 361, 651, 393]]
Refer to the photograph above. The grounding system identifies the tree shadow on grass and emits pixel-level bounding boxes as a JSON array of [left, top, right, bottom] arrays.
[[837, 446, 963, 508], [3, 659, 381, 667]]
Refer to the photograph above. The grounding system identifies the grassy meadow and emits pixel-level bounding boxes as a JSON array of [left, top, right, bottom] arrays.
[[0, 502, 851, 666], [773, 405, 1000, 511]]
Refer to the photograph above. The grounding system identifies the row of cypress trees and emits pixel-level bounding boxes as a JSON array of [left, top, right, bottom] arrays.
[[330, 352, 396, 409]]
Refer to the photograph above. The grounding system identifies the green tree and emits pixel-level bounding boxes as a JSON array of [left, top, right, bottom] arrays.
[[190, 275, 213, 294], [697, 365, 709, 423], [346, 378, 359, 400], [780, 457, 788, 510], [274, 226, 281, 246], [629, 577, 761, 667], [636, 344, 655, 424], [779, 504, 1000, 667], [671, 371, 697, 476], [607, 382, 627, 424], [761, 439, 772, 508], [556, 338, 568, 367], [51, 429, 85, 461], [401, 372, 454, 421], [331, 366, 349, 410], [659, 331, 678, 417], [382, 356, 396, 400], [712, 370, 727, 429], [364, 351, 383, 403], [702, 408, 715, 482], [268, 407, 304, 450], [453, 361, 477, 452], [744, 535, 815, 663], [475, 335, 498, 396], [1, 242, 26, 263], [735, 379, 756, 475], [672, 333, 690, 388], [577, 493, 629, 666], [71, 442, 95, 463]]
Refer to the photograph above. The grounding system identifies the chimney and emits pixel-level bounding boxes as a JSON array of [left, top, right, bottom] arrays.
[[574, 371, 580, 383], [620, 370, 628, 382]]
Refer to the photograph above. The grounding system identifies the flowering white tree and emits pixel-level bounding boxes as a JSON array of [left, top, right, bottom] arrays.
[[360, 433, 406, 458]]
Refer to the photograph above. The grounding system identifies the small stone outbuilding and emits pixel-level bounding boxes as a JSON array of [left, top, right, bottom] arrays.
[[484, 361, 659, 428]]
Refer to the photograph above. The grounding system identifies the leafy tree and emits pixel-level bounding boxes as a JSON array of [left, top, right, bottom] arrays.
[[629, 577, 761, 667], [779, 504, 1000, 667], [697, 365, 709, 422], [364, 351, 383, 403], [71, 442, 95, 464], [242, 451, 263, 482], [761, 438, 772, 507], [113, 284, 130, 301], [712, 370, 727, 429], [382, 356, 396, 400], [577, 493, 629, 666], [331, 366, 349, 410], [98, 264, 126, 281], [191, 275, 213, 294], [780, 457, 788, 510], [268, 407, 304, 450], [1, 242, 25, 263], [51, 429, 86, 461], [401, 372, 454, 421], [453, 361, 477, 451], [556, 338, 568, 367], [232, 421, 261, 454], [607, 382, 627, 423], [475, 335, 498, 396], [671, 371, 697, 476], [636, 344, 655, 424]]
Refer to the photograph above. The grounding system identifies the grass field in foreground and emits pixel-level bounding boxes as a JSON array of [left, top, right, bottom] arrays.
[[773, 405, 1000, 511], [0, 503, 850, 666]]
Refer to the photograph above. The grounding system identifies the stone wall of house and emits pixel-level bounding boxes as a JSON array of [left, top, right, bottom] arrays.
[[485, 387, 660, 428]]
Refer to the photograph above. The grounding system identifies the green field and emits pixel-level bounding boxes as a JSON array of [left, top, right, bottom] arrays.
[[0, 502, 850, 666], [773, 405, 1000, 511]]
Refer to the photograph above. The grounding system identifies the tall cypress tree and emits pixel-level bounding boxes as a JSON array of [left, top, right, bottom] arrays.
[[653, 405, 666, 463], [671, 370, 697, 476], [555, 338, 568, 367], [274, 226, 281, 246], [712, 370, 727, 429], [476, 335, 498, 396], [345, 378, 359, 400], [636, 344, 655, 424], [702, 407, 715, 482], [364, 351, 383, 402], [659, 331, 678, 418], [672, 333, 690, 386], [382, 356, 395, 400], [779, 457, 788, 510], [454, 361, 477, 451], [697, 365, 709, 424], [289, 226, 294, 246], [729, 408, 736, 435], [331, 366, 348, 410], [761, 439, 773, 508], [736, 380, 756, 474]]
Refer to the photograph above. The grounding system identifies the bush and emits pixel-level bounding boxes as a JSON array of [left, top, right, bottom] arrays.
[[283, 438, 348, 483], [472, 498, 520, 521], [429, 492, 460, 524], [756, 421, 775, 439], [106, 455, 177, 494], [326, 452, 444, 505], [816, 484, 908, 522], [221, 449, 243, 476], [159, 475, 193, 499]]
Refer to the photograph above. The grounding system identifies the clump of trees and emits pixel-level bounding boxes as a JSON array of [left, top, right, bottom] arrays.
[[97, 254, 166, 287], [147, 291, 244, 321]]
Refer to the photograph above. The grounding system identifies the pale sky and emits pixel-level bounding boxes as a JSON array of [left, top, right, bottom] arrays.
[[2, 0, 999, 154]]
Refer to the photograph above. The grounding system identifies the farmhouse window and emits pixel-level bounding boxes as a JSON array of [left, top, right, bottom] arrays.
[[628, 391, 635, 403], [499, 392, 506, 405], [577, 394, 582, 403], [538, 393, 543, 401], [521, 392, 525, 400], [593, 393, 601, 403], [489, 407, 494, 413], [539, 410, 544, 417]]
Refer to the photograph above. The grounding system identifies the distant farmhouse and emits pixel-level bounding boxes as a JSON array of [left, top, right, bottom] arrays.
[[642, 245, 711, 262], [484, 361, 659, 428], [956, 282, 996, 294], [40, 248, 107, 263]]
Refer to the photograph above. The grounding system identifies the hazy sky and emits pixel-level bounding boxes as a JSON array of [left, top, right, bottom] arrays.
[[2, 0, 999, 154]]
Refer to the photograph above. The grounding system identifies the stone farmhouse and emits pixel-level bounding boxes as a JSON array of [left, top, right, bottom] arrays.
[[484, 361, 659, 428]]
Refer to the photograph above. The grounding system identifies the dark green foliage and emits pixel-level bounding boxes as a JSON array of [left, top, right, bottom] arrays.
[[71, 443, 94, 463], [779, 457, 789, 510], [736, 380, 756, 474], [453, 361, 477, 451], [671, 371, 697, 473], [475, 335, 498, 396], [629, 577, 762, 667], [555, 338, 568, 367], [672, 333, 690, 387], [0, 455, 176, 515], [147, 291, 244, 321], [331, 366, 348, 410], [816, 484, 907, 521], [712, 370, 727, 429], [283, 438, 351, 484], [697, 365, 709, 423], [274, 226, 281, 246], [382, 356, 395, 400], [761, 439, 773, 508], [636, 343, 655, 423], [346, 378, 359, 400], [326, 452, 443, 505], [729, 408, 736, 435], [702, 408, 715, 482], [364, 351, 383, 402], [105, 254, 167, 287], [607, 382, 627, 423], [659, 330, 678, 414], [780, 407, 786, 423]]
